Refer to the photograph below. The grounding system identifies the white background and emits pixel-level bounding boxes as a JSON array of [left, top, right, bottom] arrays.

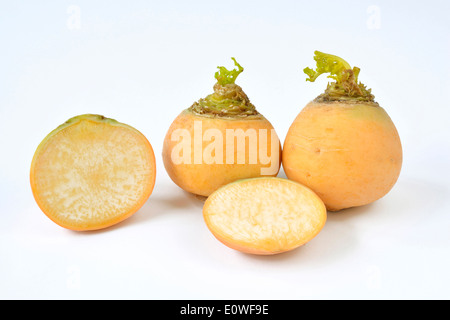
[[1, 0, 449, 299]]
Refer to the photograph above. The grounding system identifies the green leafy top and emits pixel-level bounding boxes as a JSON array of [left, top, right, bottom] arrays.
[[214, 57, 244, 85], [189, 58, 258, 117], [304, 51, 375, 102]]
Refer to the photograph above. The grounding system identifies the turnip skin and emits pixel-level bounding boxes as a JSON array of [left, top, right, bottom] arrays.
[[283, 100, 402, 211], [162, 58, 281, 196], [283, 51, 403, 211], [163, 109, 281, 197]]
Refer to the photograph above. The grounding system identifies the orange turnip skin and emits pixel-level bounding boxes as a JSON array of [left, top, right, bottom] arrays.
[[163, 109, 281, 197], [282, 100, 402, 211]]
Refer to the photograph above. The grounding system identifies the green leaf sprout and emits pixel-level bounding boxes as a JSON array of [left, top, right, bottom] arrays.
[[304, 51, 375, 102], [189, 57, 258, 117], [215, 57, 244, 86]]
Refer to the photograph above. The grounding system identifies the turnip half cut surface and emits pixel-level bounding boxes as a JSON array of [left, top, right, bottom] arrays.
[[203, 177, 327, 255], [30, 114, 156, 231]]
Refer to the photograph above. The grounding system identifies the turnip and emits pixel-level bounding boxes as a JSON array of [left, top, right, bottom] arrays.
[[30, 114, 156, 230], [162, 58, 281, 197], [203, 177, 327, 255], [282, 51, 402, 211]]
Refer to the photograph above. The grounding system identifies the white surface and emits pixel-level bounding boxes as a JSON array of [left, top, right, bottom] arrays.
[[1, 0, 450, 299]]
